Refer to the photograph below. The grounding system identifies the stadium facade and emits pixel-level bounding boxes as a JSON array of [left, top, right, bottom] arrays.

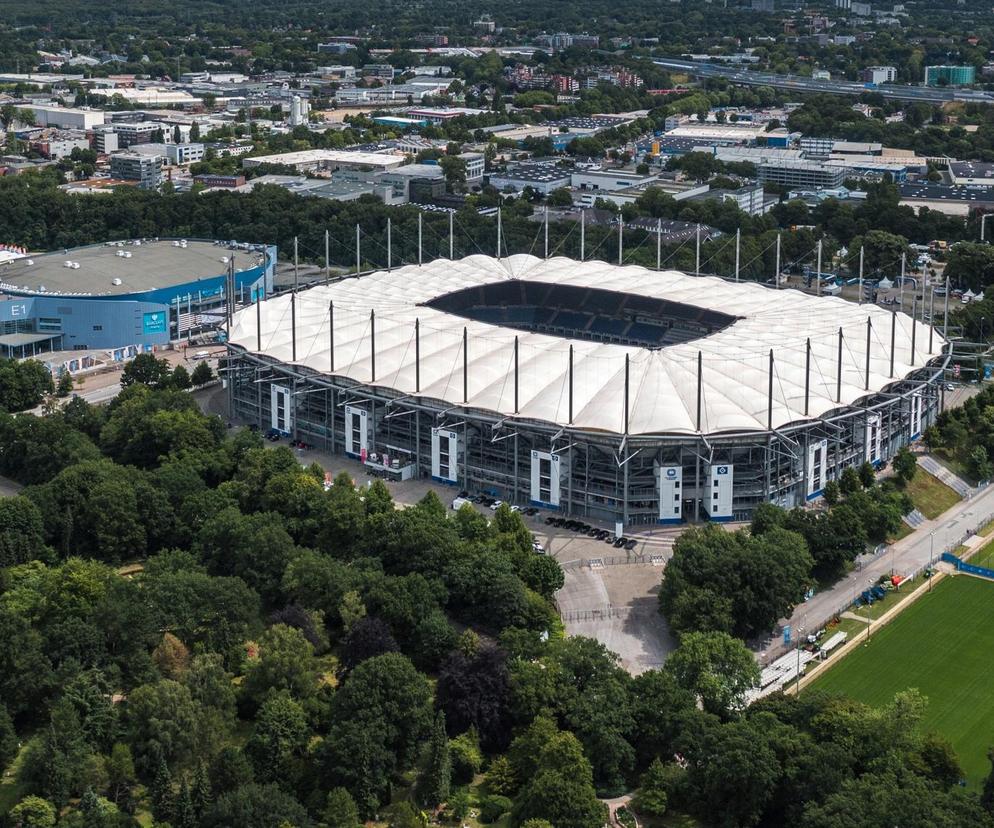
[[226, 254, 948, 525], [0, 239, 275, 359]]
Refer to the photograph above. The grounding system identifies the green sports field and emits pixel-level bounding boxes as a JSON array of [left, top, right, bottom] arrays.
[[811, 575, 994, 785]]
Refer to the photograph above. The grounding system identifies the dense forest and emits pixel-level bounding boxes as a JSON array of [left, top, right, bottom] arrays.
[[2, 356, 994, 827]]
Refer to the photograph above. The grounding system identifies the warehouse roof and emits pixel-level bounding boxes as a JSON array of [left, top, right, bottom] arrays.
[[231, 255, 941, 436]]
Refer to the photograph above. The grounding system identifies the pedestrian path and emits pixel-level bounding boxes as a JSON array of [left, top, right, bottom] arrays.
[[920, 455, 973, 498]]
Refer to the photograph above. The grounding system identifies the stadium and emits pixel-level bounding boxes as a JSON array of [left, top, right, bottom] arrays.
[[0, 239, 275, 360], [226, 254, 949, 524]]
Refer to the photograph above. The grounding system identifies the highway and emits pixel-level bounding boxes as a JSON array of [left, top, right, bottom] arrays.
[[653, 58, 994, 105]]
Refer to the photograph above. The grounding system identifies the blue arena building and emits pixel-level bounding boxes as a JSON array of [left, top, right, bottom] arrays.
[[0, 239, 275, 360]]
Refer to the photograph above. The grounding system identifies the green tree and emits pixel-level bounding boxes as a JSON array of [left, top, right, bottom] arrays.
[[191, 361, 214, 386], [0, 703, 18, 772], [9, 796, 57, 828], [56, 371, 73, 398], [511, 731, 608, 828], [323, 787, 361, 828], [202, 782, 312, 828], [0, 495, 47, 567], [242, 624, 318, 706], [120, 353, 172, 389], [664, 631, 760, 716], [892, 446, 918, 485], [246, 690, 310, 785], [631, 758, 671, 818], [416, 711, 451, 807], [172, 364, 192, 390]]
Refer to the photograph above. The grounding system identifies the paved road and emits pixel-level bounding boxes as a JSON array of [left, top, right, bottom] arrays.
[[764, 480, 994, 662], [653, 57, 994, 105]]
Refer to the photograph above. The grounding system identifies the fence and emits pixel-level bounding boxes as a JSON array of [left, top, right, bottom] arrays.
[[560, 555, 663, 571], [941, 551, 994, 580], [758, 508, 994, 666], [561, 606, 658, 622]]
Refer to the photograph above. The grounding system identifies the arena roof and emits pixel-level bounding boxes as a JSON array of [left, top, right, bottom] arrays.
[[231, 255, 942, 436], [0, 240, 265, 298]]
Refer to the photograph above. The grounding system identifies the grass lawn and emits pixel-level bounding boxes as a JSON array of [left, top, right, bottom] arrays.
[[811, 576, 994, 785], [967, 536, 994, 570], [903, 469, 961, 519]]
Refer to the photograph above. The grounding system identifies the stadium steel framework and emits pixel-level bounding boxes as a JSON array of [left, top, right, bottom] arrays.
[[225, 254, 949, 525]]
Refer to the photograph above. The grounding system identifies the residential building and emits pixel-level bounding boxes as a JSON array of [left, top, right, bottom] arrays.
[[109, 152, 163, 189], [924, 65, 976, 86], [551, 75, 580, 93]]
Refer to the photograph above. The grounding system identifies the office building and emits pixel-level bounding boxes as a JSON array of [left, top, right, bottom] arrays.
[[165, 143, 205, 165], [924, 65, 976, 86], [861, 66, 896, 84], [110, 152, 163, 189], [757, 160, 845, 189]]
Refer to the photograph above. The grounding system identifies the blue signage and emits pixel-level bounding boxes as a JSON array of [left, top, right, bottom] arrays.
[[717, 466, 729, 475], [783, 625, 792, 645], [142, 311, 167, 334], [985, 365, 992, 381]]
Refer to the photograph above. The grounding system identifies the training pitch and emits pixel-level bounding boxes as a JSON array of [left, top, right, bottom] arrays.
[[811, 575, 994, 785]]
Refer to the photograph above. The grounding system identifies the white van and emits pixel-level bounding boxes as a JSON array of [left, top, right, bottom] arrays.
[[451, 496, 472, 510], [192, 350, 211, 361]]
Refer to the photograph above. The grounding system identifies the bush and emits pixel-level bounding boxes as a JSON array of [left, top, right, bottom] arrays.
[[480, 794, 512, 823]]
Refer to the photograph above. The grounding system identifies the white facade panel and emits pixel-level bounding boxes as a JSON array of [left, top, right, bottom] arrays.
[[806, 438, 829, 498], [530, 450, 562, 507], [270, 384, 292, 432], [431, 427, 459, 482], [344, 404, 369, 457], [657, 465, 683, 521], [865, 414, 881, 463], [709, 463, 734, 519]]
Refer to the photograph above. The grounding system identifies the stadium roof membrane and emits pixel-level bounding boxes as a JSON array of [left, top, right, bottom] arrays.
[[232, 254, 941, 436]]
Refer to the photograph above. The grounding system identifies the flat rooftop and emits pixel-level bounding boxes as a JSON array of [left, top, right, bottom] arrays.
[[0, 239, 266, 298]]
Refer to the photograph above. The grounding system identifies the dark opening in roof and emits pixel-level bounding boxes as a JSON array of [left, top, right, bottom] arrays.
[[422, 279, 739, 348]]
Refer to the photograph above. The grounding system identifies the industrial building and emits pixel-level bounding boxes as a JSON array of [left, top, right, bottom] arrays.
[[225, 254, 947, 525], [0, 239, 275, 357]]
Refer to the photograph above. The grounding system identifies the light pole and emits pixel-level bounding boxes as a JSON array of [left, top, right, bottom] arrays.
[[864, 578, 874, 644], [794, 617, 806, 695], [981, 317, 986, 344], [929, 530, 935, 593], [982, 213, 991, 243]]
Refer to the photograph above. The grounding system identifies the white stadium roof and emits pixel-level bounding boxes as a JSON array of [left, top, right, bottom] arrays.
[[230, 255, 941, 436]]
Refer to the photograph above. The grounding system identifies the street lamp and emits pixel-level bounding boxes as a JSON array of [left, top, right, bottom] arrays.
[[929, 530, 935, 593], [864, 578, 874, 644], [982, 317, 986, 344], [794, 617, 807, 696]]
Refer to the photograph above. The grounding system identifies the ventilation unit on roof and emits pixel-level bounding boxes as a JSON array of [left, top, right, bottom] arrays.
[[112, 278, 122, 286]]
